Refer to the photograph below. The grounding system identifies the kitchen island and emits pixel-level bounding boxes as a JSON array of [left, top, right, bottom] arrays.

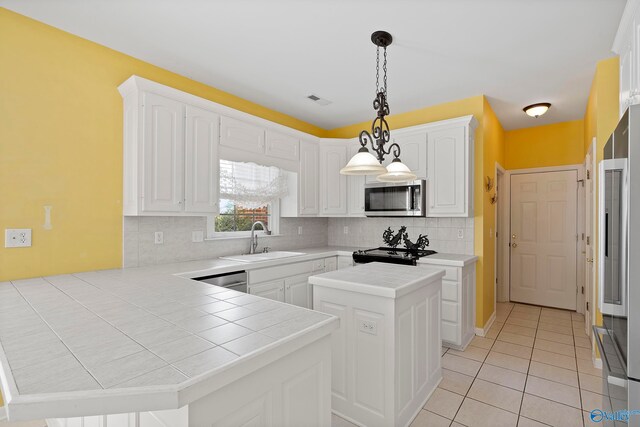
[[0, 261, 339, 426], [310, 262, 445, 427]]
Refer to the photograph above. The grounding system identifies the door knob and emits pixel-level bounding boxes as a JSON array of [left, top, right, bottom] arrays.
[[512, 243, 518, 248]]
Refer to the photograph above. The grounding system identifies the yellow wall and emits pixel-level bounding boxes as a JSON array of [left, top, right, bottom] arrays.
[[505, 120, 585, 170], [0, 8, 325, 284], [584, 57, 620, 330]]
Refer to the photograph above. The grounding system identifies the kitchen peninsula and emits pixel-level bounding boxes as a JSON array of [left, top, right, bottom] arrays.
[[311, 262, 445, 427]]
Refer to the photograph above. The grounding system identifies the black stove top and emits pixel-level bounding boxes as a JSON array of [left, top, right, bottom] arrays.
[[352, 247, 437, 266]]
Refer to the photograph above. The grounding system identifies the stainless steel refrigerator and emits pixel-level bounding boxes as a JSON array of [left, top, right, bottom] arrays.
[[595, 105, 640, 426]]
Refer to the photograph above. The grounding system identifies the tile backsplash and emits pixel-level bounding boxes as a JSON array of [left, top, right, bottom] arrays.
[[327, 217, 474, 255], [123, 216, 328, 268]]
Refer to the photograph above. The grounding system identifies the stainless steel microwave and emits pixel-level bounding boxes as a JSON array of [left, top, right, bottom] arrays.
[[364, 180, 426, 217]]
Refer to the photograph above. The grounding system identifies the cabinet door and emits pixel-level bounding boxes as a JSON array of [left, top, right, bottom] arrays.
[[249, 280, 285, 302], [324, 257, 337, 272], [347, 143, 366, 216], [266, 130, 299, 161], [220, 116, 265, 154], [427, 126, 468, 216], [394, 131, 427, 179], [285, 274, 311, 308], [299, 141, 320, 215], [185, 106, 219, 213], [142, 92, 185, 212], [319, 144, 348, 216]]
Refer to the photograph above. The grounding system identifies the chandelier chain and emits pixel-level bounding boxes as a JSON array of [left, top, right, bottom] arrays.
[[383, 46, 388, 95], [375, 46, 380, 95]]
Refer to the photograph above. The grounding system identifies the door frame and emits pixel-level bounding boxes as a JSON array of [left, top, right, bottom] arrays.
[[585, 139, 597, 336], [495, 162, 507, 302], [505, 164, 585, 309]]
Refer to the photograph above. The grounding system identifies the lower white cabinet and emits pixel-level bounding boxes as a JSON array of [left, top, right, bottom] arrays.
[[247, 257, 335, 309], [419, 261, 476, 349], [337, 255, 354, 269]]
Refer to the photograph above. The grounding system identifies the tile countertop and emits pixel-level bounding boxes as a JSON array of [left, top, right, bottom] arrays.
[[309, 262, 446, 298], [0, 245, 476, 421]]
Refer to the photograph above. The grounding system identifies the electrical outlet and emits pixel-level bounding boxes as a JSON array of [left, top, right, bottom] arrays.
[[343, 226, 349, 235], [457, 229, 464, 239], [359, 320, 377, 335], [298, 226, 303, 235], [5, 229, 32, 248], [192, 231, 204, 243], [154, 232, 164, 244]]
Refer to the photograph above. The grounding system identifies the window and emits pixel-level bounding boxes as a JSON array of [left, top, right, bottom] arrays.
[[215, 200, 270, 232], [207, 160, 286, 238]]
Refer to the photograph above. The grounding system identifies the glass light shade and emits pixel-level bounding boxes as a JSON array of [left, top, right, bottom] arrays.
[[340, 148, 387, 175], [523, 103, 551, 118], [376, 159, 417, 182]]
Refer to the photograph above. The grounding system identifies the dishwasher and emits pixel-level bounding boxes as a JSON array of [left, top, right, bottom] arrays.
[[193, 270, 248, 293]]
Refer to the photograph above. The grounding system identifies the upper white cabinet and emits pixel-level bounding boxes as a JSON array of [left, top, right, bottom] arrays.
[[185, 105, 220, 213], [220, 116, 264, 154], [319, 142, 348, 216], [119, 80, 220, 216], [266, 130, 299, 161], [394, 131, 428, 180], [614, 0, 640, 116], [299, 141, 320, 215], [141, 92, 186, 213], [427, 118, 475, 217], [347, 142, 366, 216]]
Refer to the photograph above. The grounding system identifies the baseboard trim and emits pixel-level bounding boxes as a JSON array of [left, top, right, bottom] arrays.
[[474, 311, 496, 337], [0, 405, 6, 421]]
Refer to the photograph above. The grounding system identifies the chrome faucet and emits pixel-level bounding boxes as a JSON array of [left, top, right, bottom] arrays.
[[249, 221, 271, 254]]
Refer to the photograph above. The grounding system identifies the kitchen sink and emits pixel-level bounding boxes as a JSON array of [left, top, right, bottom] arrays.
[[219, 251, 305, 263]]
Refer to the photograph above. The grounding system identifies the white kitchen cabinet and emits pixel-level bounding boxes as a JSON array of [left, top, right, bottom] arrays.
[[347, 143, 366, 216], [337, 255, 354, 269], [141, 92, 185, 213], [419, 260, 476, 349], [427, 122, 473, 217], [266, 130, 299, 161], [613, 0, 640, 116], [249, 279, 285, 302], [394, 130, 428, 180], [299, 140, 320, 215], [119, 82, 220, 216], [285, 273, 312, 308], [184, 105, 220, 213], [319, 142, 348, 216], [219, 116, 265, 154]]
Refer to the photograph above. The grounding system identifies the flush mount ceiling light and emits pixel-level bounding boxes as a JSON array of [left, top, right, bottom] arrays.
[[523, 102, 551, 118], [340, 31, 417, 182]]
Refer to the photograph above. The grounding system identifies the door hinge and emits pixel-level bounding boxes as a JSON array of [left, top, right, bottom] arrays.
[[581, 286, 584, 294], [587, 301, 590, 311], [587, 170, 591, 179], [586, 236, 590, 245], [581, 233, 585, 241]]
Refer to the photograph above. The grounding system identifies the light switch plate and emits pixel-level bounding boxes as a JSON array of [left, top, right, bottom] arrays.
[[5, 229, 32, 248]]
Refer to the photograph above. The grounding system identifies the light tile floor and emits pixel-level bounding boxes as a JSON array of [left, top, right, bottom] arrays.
[[416, 302, 603, 427], [0, 303, 602, 427]]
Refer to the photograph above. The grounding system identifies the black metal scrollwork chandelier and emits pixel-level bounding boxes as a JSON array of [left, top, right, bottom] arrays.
[[340, 31, 417, 182]]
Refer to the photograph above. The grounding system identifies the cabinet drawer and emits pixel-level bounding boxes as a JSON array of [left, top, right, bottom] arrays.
[[443, 267, 459, 281], [442, 280, 458, 302], [442, 320, 457, 343], [312, 258, 326, 272], [248, 261, 312, 284], [442, 301, 459, 322]]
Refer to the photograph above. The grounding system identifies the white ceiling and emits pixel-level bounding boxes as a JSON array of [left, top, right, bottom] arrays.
[[1, 0, 626, 130]]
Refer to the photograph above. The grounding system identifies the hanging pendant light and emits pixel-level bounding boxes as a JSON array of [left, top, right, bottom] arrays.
[[340, 31, 417, 182]]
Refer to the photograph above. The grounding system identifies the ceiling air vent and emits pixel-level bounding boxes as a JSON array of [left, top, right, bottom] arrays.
[[307, 94, 332, 106]]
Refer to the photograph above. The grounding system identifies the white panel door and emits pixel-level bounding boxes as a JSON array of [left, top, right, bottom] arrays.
[[394, 131, 428, 179], [427, 126, 466, 216], [510, 171, 578, 309], [299, 141, 319, 215], [142, 92, 185, 212], [249, 280, 285, 302], [266, 130, 299, 161], [347, 143, 366, 216], [184, 105, 219, 213], [284, 274, 311, 308], [220, 116, 265, 154], [319, 144, 348, 216]]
